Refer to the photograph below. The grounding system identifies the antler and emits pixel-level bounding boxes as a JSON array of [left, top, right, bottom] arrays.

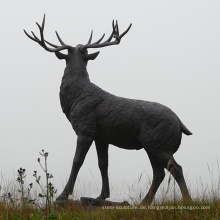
[[24, 14, 73, 52], [81, 20, 132, 50]]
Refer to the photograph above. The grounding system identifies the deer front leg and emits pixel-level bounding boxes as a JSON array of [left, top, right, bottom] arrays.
[[56, 135, 93, 201], [95, 140, 110, 200]]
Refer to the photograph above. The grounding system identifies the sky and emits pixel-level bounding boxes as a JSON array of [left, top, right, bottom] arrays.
[[0, 0, 220, 202]]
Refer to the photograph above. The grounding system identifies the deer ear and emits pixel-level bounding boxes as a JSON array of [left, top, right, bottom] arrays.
[[55, 51, 68, 60], [85, 51, 100, 61]]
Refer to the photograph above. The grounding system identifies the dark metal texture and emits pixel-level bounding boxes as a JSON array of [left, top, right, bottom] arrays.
[[24, 15, 192, 204]]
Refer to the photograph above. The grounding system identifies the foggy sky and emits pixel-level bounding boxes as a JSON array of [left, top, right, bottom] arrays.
[[0, 0, 220, 201]]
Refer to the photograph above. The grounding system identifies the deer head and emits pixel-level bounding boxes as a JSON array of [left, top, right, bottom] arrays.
[[24, 15, 132, 67]]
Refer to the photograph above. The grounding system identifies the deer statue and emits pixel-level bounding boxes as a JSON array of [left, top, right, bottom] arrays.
[[24, 15, 192, 204]]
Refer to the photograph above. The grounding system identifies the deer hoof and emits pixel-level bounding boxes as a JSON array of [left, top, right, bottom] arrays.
[[56, 192, 68, 201]]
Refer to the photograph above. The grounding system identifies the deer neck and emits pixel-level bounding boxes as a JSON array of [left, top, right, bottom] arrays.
[[60, 61, 90, 118]]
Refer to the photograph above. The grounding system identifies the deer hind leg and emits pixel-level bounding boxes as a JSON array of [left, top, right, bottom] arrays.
[[95, 140, 110, 200], [56, 135, 93, 201], [166, 156, 192, 202], [144, 149, 192, 203], [142, 151, 165, 204]]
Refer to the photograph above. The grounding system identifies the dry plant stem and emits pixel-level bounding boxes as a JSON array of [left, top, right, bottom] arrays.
[[37, 150, 57, 218], [45, 155, 49, 214], [17, 168, 26, 211], [39, 150, 49, 215]]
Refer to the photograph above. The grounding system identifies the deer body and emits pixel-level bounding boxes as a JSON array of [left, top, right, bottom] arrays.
[[60, 49, 185, 152], [24, 16, 192, 204]]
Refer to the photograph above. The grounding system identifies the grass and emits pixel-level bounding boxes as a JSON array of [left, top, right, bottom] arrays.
[[0, 153, 219, 219], [0, 197, 219, 220]]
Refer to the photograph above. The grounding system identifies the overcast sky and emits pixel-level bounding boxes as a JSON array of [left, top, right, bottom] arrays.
[[1, 0, 220, 202]]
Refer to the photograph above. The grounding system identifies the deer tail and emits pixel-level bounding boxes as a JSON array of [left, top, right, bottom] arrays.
[[179, 118, 192, 136]]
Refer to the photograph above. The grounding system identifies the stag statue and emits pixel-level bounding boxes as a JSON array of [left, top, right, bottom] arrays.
[[24, 15, 192, 204]]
